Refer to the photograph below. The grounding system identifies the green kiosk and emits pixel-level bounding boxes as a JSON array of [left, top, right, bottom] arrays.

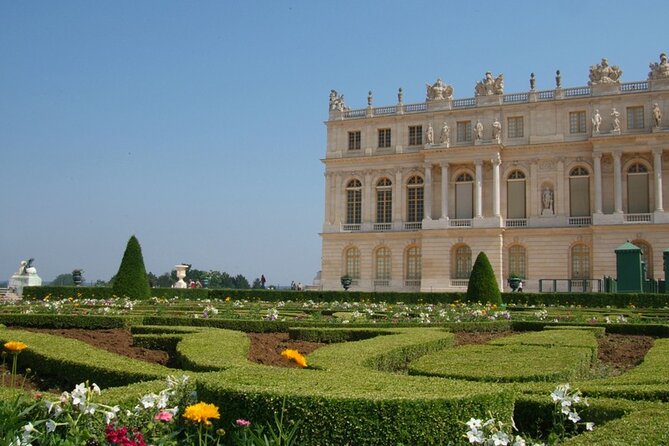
[[615, 241, 644, 293]]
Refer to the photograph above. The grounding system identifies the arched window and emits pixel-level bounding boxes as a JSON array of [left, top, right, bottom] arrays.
[[508, 245, 527, 278], [627, 162, 650, 214], [375, 247, 392, 280], [455, 172, 474, 219], [632, 239, 653, 279], [507, 170, 526, 218], [376, 178, 392, 223], [346, 179, 362, 224], [406, 176, 424, 223], [405, 246, 421, 283], [454, 245, 472, 279], [570, 244, 590, 279], [569, 167, 590, 217], [345, 247, 361, 279]]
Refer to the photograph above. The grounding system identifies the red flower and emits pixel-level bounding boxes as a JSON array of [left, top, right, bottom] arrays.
[[105, 425, 146, 446]]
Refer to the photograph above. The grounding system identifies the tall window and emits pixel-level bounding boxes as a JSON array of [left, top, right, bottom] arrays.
[[405, 246, 421, 281], [507, 116, 524, 138], [345, 247, 361, 279], [406, 176, 424, 222], [408, 126, 423, 145], [627, 162, 649, 213], [378, 128, 391, 148], [346, 179, 362, 224], [569, 111, 587, 134], [506, 170, 526, 218], [455, 172, 474, 219], [627, 106, 644, 129], [454, 245, 472, 279], [569, 167, 590, 217], [348, 131, 361, 150], [508, 245, 527, 278], [375, 247, 392, 280], [570, 244, 590, 279], [457, 121, 472, 142], [376, 178, 392, 223]]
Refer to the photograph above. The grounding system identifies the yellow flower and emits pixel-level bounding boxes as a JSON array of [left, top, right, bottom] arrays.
[[225, 296, 231, 302], [4, 341, 28, 353], [281, 349, 308, 368], [183, 402, 220, 425]]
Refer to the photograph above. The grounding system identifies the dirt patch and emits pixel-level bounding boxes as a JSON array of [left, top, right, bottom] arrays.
[[597, 333, 654, 374], [18, 328, 170, 365], [453, 330, 515, 346], [246, 332, 324, 367]]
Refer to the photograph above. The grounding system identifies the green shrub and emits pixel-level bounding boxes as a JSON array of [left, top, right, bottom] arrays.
[[466, 252, 502, 305], [111, 235, 151, 299]]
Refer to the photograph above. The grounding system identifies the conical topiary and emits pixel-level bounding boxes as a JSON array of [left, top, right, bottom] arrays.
[[466, 251, 502, 305], [111, 235, 151, 299]]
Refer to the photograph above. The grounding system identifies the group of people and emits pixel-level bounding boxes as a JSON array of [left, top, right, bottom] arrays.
[[290, 281, 304, 291]]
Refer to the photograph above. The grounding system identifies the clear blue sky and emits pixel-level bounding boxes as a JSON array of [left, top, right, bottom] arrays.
[[2, 0, 668, 285]]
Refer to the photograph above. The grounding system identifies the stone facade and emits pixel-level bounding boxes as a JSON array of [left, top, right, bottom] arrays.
[[321, 55, 669, 292]]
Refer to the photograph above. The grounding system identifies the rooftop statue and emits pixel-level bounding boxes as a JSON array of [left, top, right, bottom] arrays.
[[649, 52, 669, 80], [329, 89, 348, 112], [425, 78, 453, 101], [475, 71, 504, 96], [588, 58, 622, 85]]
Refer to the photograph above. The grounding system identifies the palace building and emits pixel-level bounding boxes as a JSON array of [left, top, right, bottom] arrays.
[[320, 54, 669, 292]]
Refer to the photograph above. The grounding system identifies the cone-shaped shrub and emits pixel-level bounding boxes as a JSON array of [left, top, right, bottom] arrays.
[[466, 251, 502, 305], [111, 235, 151, 299]]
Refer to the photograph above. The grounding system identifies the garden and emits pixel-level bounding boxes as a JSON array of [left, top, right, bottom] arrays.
[[2, 241, 669, 445]]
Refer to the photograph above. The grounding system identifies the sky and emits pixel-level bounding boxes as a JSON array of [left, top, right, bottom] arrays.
[[2, 0, 669, 286]]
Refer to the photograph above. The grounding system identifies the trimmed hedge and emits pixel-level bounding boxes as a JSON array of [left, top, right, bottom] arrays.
[[0, 328, 170, 388], [0, 314, 141, 329], [111, 236, 151, 299], [21, 285, 669, 309], [467, 252, 502, 305], [196, 367, 515, 446]]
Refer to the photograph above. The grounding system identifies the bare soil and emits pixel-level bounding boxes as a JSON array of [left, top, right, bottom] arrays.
[[0, 328, 655, 392]]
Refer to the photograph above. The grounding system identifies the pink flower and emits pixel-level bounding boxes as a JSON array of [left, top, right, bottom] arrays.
[[236, 419, 251, 427], [154, 411, 174, 422]]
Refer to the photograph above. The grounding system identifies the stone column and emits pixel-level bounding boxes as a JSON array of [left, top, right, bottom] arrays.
[[334, 174, 342, 225], [440, 162, 449, 219], [654, 148, 664, 211], [556, 158, 565, 215], [613, 151, 623, 213], [492, 154, 501, 216], [393, 169, 403, 225], [423, 164, 433, 220], [324, 172, 332, 224], [593, 153, 603, 214], [363, 171, 373, 225], [475, 160, 483, 218]]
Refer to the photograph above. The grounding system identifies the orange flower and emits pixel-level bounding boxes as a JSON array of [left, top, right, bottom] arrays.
[[280, 349, 307, 368], [4, 341, 28, 353], [183, 402, 220, 426]]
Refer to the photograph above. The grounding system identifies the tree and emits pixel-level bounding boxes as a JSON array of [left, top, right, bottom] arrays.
[[466, 252, 502, 305], [51, 274, 74, 286], [111, 235, 151, 299], [251, 278, 263, 289]]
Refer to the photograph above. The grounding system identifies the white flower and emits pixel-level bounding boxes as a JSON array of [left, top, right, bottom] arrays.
[[104, 406, 120, 424], [585, 422, 595, 431], [466, 418, 482, 430], [139, 393, 157, 409], [511, 435, 526, 446], [568, 410, 581, 423], [83, 403, 97, 415], [491, 430, 510, 445], [46, 420, 57, 433], [466, 428, 484, 444], [91, 383, 101, 395]]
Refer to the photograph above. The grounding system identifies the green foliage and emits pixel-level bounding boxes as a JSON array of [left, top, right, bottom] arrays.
[[0, 328, 169, 389], [466, 252, 502, 305], [0, 314, 140, 329], [504, 291, 669, 308], [50, 273, 75, 286], [111, 235, 151, 299]]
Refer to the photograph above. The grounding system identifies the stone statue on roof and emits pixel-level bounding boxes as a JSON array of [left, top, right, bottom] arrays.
[[588, 58, 622, 85], [329, 89, 348, 111], [425, 78, 453, 101], [475, 71, 504, 96], [649, 52, 669, 80]]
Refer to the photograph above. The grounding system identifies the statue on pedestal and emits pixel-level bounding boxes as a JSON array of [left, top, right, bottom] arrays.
[[592, 109, 602, 134], [425, 78, 453, 101], [440, 122, 450, 147], [425, 123, 434, 144], [611, 108, 621, 132], [7, 258, 42, 298], [475, 72, 504, 96], [653, 103, 663, 128], [329, 90, 347, 111], [474, 120, 484, 141], [649, 53, 669, 80], [541, 187, 554, 216], [492, 119, 502, 143], [588, 58, 622, 85]]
